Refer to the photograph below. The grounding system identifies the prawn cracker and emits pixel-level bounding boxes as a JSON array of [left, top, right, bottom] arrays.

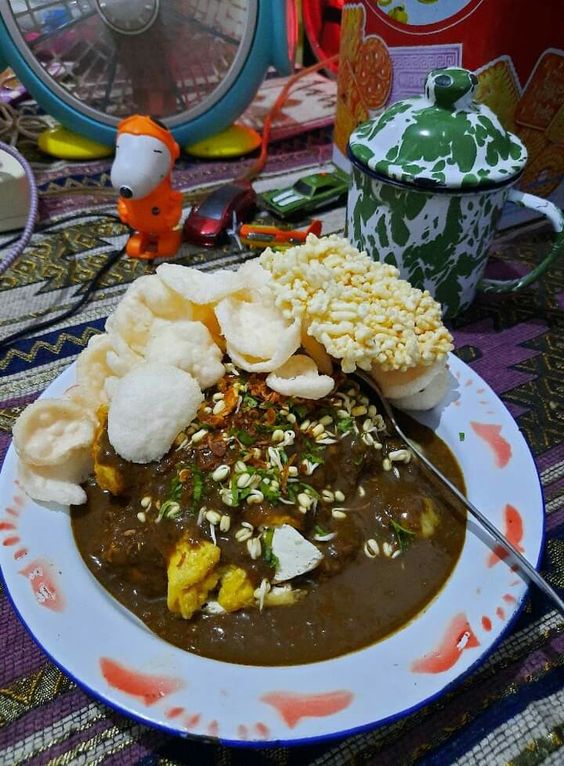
[[516, 50, 564, 131], [475, 56, 521, 132]]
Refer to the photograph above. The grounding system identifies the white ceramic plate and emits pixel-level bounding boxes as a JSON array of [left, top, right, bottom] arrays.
[[0, 354, 544, 746]]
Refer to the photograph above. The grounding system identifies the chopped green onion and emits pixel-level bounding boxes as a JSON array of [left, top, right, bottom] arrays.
[[292, 404, 308, 420], [337, 416, 354, 434], [230, 474, 240, 506], [239, 486, 254, 501], [302, 438, 325, 465], [191, 465, 204, 508], [257, 422, 280, 434], [169, 474, 182, 502], [230, 427, 254, 446], [287, 480, 319, 502], [262, 528, 279, 569], [390, 519, 415, 552], [192, 477, 203, 503], [156, 473, 185, 521], [304, 451, 324, 466], [286, 483, 299, 501], [261, 482, 281, 502], [300, 482, 319, 499]]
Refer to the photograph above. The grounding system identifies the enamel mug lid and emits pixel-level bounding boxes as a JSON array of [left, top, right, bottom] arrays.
[[347, 67, 528, 190]]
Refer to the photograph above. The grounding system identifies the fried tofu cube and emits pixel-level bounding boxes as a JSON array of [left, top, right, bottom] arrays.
[[217, 565, 255, 612], [92, 406, 125, 495], [167, 539, 221, 619], [93, 460, 125, 496], [420, 498, 440, 538], [264, 512, 303, 529]]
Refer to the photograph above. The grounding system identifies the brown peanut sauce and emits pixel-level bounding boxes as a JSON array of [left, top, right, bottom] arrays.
[[72, 373, 466, 666]]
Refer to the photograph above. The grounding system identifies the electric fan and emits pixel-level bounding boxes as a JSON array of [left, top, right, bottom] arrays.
[[0, 1, 297, 156]]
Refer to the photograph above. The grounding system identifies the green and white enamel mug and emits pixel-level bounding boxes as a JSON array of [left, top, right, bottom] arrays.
[[346, 67, 563, 317]]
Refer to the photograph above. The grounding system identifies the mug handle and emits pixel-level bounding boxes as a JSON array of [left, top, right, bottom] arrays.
[[479, 188, 564, 294]]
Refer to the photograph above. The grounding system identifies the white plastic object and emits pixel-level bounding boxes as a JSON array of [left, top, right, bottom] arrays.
[[0, 148, 31, 232]]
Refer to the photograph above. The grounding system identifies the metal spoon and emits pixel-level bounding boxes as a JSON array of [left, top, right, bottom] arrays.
[[355, 371, 564, 617]]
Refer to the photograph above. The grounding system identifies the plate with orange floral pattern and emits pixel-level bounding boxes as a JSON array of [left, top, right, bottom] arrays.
[[0, 353, 543, 745]]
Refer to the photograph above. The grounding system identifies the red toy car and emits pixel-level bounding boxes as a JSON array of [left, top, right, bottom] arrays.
[[183, 180, 256, 247]]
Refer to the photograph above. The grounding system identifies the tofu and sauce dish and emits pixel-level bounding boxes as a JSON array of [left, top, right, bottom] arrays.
[[12, 235, 466, 666]]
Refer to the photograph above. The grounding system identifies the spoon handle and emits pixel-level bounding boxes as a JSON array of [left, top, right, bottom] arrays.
[[356, 372, 564, 617]]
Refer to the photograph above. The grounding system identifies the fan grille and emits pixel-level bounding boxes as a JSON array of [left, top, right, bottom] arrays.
[[4, 0, 257, 126]]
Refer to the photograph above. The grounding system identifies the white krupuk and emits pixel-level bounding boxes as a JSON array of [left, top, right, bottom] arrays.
[[156, 259, 268, 305], [105, 274, 192, 354], [266, 354, 334, 400], [17, 448, 92, 505], [13, 398, 94, 467], [144, 318, 225, 389], [107, 363, 203, 463], [389, 366, 451, 411], [216, 291, 301, 373]]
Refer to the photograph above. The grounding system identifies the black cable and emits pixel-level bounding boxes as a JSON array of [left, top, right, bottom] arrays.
[[0, 243, 126, 354], [0, 233, 22, 251], [35, 211, 122, 230], [0, 210, 129, 353], [1, 211, 123, 259], [1, 210, 122, 245]]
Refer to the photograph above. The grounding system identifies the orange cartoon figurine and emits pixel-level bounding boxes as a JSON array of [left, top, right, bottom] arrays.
[[111, 115, 183, 259]]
